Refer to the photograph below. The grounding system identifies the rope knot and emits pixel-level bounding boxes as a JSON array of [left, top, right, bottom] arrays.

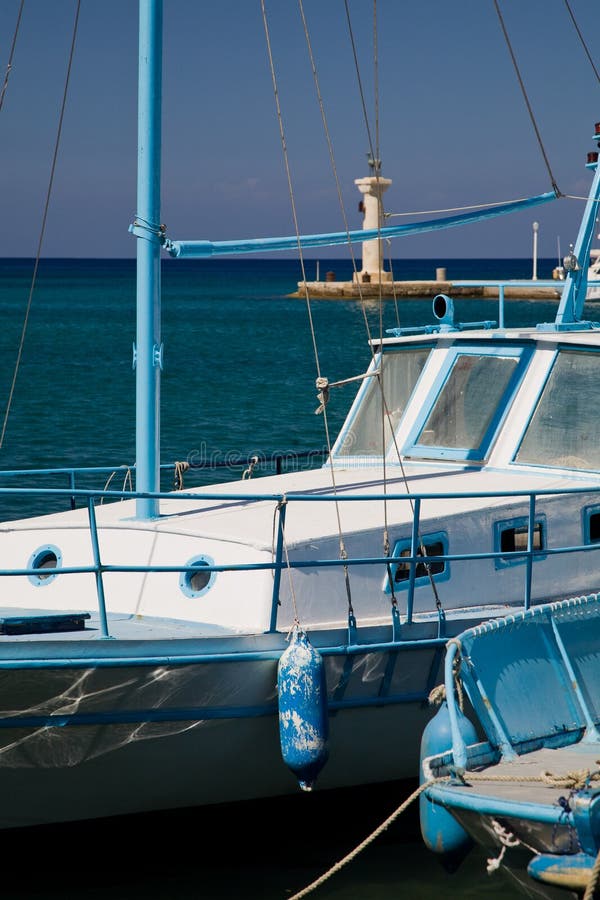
[[242, 455, 259, 480], [428, 684, 446, 706], [315, 377, 330, 415], [174, 460, 190, 490]]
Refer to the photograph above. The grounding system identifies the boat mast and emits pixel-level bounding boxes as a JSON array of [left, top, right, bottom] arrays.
[[553, 150, 600, 328], [132, 0, 163, 518]]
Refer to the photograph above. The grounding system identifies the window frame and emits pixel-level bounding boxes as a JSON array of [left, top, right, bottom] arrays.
[[382, 531, 450, 594], [402, 342, 532, 463]]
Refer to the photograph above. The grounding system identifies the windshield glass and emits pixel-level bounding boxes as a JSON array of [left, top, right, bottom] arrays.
[[516, 349, 600, 469], [417, 353, 519, 454], [336, 347, 429, 456]]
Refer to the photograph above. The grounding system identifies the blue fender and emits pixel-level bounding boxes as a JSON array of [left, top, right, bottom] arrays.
[[419, 700, 477, 870], [528, 852, 596, 891], [277, 626, 329, 791]]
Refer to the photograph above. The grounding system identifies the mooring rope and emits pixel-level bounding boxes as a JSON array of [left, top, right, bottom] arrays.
[[286, 780, 436, 900], [286, 760, 600, 899], [584, 846, 600, 900]]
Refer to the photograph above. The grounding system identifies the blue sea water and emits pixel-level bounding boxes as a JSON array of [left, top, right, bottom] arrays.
[[0, 256, 563, 898], [0, 256, 563, 478]]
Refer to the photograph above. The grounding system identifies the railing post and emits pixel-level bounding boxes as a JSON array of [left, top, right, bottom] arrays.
[[269, 499, 287, 632], [406, 498, 421, 624], [69, 470, 77, 510], [525, 494, 535, 610], [87, 498, 111, 639]]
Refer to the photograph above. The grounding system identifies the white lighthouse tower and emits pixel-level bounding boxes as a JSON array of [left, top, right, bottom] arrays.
[[354, 156, 392, 284]]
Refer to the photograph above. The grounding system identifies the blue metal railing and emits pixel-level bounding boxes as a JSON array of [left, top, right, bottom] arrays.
[[1, 473, 600, 640]]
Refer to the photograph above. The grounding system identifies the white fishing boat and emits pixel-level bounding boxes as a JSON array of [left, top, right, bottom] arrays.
[[1, 0, 600, 832]]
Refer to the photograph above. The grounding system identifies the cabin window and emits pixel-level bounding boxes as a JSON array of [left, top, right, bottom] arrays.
[[494, 517, 546, 569], [27, 544, 62, 586], [584, 508, 600, 544], [418, 354, 518, 453], [516, 349, 600, 470], [179, 554, 216, 598], [403, 344, 529, 462], [383, 532, 449, 593], [335, 347, 429, 457]]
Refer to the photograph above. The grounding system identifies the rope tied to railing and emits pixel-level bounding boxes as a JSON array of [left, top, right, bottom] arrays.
[[174, 460, 190, 490], [242, 455, 259, 480], [429, 638, 464, 710]]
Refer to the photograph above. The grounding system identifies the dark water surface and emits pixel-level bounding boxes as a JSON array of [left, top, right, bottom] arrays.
[[0, 781, 518, 899]]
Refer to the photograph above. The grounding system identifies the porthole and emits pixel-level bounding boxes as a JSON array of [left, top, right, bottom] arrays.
[[179, 554, 216, 598], [27, 544, 62, 587]]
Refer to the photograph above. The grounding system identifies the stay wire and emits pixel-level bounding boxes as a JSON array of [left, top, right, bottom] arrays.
[[0, 0, 24, 113], [343, 0, 376, 168], [563, 0, 600, 85], [299, 0, 375, 351], [261, 0, 355, 614], [0, 0, 81, 452], [493, 0, 560, 197]]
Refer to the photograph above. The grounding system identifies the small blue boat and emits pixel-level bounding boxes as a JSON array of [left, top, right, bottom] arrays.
[[420, 593, 600, 898]]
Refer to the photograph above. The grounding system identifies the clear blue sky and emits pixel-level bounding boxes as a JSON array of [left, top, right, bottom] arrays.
[[1, 0, 598, 259]]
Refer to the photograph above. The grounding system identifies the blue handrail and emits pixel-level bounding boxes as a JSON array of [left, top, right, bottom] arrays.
[[1, 478, 599, 637]]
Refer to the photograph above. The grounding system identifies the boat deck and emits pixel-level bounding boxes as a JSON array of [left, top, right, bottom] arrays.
[[0, 608, 234, 640], [436, 744, 600, 809]]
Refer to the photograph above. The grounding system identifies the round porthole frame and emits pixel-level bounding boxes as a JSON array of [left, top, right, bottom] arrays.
[[27, 544, 63, 587], [179, 554, 216, 598]]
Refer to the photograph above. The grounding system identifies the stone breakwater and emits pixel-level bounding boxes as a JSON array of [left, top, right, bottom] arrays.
[[291, 280, 563, 299]]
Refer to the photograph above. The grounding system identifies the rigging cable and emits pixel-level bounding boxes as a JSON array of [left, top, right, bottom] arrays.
[[563, 0, 600, 86], [493, 0, 560, 197], [344, 0, 401, 326], [261, 0, 359, 621], [0, 1, 81, 451], [0, 0, 24, 113]]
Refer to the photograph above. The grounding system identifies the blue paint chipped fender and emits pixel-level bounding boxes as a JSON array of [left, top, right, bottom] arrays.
[[277, 625, 329, 791]]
